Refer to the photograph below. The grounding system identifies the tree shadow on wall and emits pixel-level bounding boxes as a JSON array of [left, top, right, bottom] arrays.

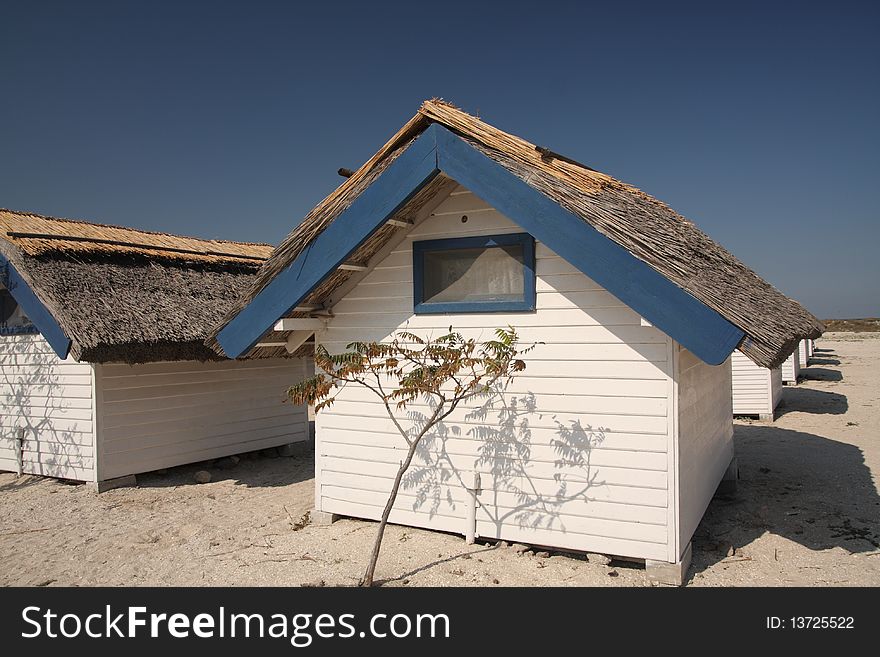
[[0, 338, 87, 489], [398, 383, 608, 540]]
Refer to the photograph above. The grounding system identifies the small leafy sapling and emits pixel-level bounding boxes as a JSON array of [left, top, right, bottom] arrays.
[[288, 327, 533, 586]]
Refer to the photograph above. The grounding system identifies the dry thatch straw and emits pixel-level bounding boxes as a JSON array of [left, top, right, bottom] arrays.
[[0, 209, 270, 264], [0, 209, 296, 363], [210, 100, 822, 369]]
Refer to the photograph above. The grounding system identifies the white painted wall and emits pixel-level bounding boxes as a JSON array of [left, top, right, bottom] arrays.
[[1, 333, 311, 483], [315, 186, 675, 561], [770, 365, 783, 410], [799, 339, 809, 366], [0, 333, 96, 481], [731, 349, 782, 417], [97, 358, 310, 480], [782, 349, 801, 383], [675, 346, 734, 556]]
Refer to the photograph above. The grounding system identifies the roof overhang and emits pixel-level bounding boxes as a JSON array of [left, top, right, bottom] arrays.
[[0, 254, 72, 359], [216, 123, 744, 365]]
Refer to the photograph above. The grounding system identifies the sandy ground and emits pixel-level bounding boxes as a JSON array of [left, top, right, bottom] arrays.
[[1, 333, 878, 587]]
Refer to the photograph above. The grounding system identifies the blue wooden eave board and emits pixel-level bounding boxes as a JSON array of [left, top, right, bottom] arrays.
[[216, 124, 443, 358], [434, 127, 744, 365], [217, 123, 744, 365], [1, 255, 72, 359]]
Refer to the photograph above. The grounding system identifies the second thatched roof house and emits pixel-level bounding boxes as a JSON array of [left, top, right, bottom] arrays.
[[731, 350, 784, 420], [210, 100, 822, 584], [0, 209, 311, 490]]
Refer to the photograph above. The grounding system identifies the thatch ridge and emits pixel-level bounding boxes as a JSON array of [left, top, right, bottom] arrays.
[[210, 99, 822, 368], [0, 209, 286, 364], [0, 208, 273, 265]]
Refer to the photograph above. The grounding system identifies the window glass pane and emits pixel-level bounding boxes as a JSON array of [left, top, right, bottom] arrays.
[[0, 289, 30, 329], [422, 245, 524, 304]]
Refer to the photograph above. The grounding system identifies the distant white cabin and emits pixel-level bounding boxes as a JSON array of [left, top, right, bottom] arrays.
[[731, 349, 783, 419], [798, 339, 809, 368], [782, 348, 801, 384]]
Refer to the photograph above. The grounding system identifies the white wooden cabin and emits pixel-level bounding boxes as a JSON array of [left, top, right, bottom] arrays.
[[782, 348, 801, 384], [312, 189, 735, 571], [0, 210, 311, 489], [211, 101, 821, 583], [798, 339, 809, 368], [731, 349, 783, 419]]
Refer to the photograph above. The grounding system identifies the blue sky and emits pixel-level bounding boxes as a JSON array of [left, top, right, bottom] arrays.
[[1, 1, 877, 318]]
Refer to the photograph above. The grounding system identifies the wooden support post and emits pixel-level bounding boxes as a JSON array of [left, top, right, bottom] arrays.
[[14, 428, 24, 476], [464, 472, 481, 544]]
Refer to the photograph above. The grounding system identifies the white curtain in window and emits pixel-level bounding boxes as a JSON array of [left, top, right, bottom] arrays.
[[424, 246, 524, 303]]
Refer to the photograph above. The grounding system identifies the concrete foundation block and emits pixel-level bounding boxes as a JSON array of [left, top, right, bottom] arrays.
[[310, 509, 340, 526], [758, 413, 774, 422], [645, 542, 692, 586], [90, 474, 138, 493], [716, 456, 739, 496]]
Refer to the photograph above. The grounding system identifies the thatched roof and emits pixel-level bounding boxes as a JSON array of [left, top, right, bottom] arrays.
[[0, 208, 295, 363], [210, 100, 822, 368]]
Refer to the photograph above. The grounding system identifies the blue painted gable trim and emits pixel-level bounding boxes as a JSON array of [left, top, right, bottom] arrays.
[[0, 256, 72, 359], [216, 124, 443, 358], [434, 128, 744, 365], [217, 123, 744, 365]]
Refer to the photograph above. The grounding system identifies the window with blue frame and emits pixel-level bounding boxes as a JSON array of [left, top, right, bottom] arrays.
[[412, 233, 536, 314]]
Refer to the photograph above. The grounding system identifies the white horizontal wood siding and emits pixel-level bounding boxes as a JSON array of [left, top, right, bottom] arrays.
[[770, 365, 783, 410], [315, 186, 674, 561], [96, 358, 310, 480], [675, 346, 733, 556], [798, 339, 809, 366], [731, 350, 782, 416], [0, 333, 96, 481], [782, 349, 801, 383]]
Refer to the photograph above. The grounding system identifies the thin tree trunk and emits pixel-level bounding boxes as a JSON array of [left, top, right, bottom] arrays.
[[360, 436, 423, 587]]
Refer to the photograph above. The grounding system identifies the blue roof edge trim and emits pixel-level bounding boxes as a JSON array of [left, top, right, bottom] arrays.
[[0, 255, 72, 359], [216, 124, 443, 358], [434, 126, 744, 365], [217, 122, 744, 365]]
